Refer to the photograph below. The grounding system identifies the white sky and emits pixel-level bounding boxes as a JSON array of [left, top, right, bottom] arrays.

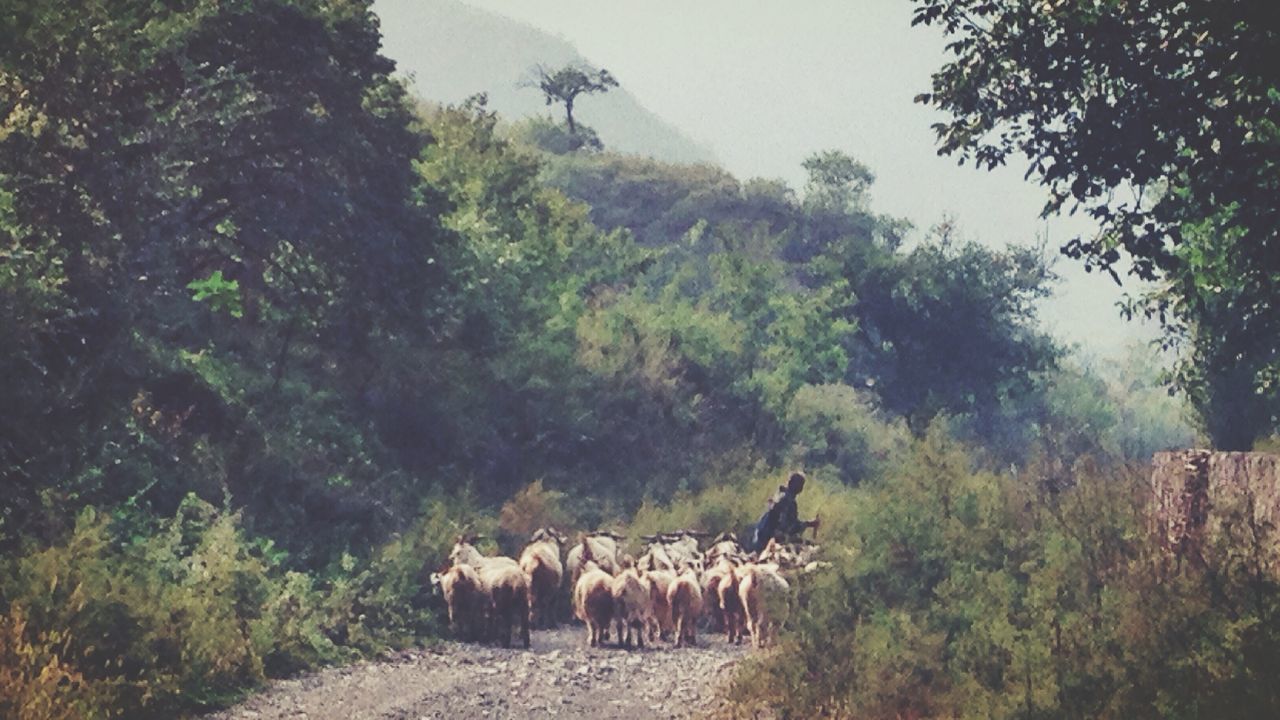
[[459, 0, 1156, 358]]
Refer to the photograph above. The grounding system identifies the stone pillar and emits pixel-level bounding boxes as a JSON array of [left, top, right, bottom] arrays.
[[1150, 449, 1211, 566], [1151, 449, 1280, 573]]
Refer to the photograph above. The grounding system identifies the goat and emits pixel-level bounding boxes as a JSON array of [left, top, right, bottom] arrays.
[[433, 563, 486, 641], [610, 556, 651, 649], [667, 563, 704, 648], [449, 535, 530, 647], [565, 532, 622, 587], [738, 562, 791, 648], [484, 562, 532, 648], [572, 536, 615, 647], [449, 535, 521, 575], [704, 532, 743, 569], [520, 527, 566, 628], [757, 537, 822, 570], [644, 569, 676, 642], [716, 561, 746, 645], [662, 533, 703, 569], [637, 543, 675, 573], [700, 552, 740, 633]]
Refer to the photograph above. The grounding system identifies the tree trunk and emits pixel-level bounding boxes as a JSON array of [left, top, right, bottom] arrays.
[[1201, 361, 1271, 451]]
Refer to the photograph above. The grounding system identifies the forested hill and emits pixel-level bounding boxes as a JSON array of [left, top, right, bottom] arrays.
[[373, 0, 717, 164]]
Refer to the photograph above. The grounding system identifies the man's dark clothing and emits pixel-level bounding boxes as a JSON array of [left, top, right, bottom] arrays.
[[751, 486, 804, 552]]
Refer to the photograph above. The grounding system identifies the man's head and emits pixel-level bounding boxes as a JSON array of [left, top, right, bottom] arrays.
[[787, 472, 806, 494]]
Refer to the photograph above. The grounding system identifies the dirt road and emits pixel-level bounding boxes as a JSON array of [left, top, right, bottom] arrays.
[[206, 626, 748, 720]]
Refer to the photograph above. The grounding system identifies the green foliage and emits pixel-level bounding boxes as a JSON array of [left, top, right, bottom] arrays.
[[536, 144, 1060, 450], [0, 0, 451, 548], [498, 480, 573, 540], [1, 501, 271, 716], [729, 432, 1280, 719], [783, 384, 910, 486], [0, 492, 476, 718], [539, 151, 797, 249], [802, 149, 876, 212], [1102, 345, 1200, 460], [514, 115, 604, 154], [187, 271, 244, 319], [0, 604, 103, 720], [912, 0, 1280, 448], [815, 221, 1060, 436], [1142, 207, 1279, 449]]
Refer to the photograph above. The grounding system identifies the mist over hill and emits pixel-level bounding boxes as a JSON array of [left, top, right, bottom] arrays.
[[373, 0, 718, 165]]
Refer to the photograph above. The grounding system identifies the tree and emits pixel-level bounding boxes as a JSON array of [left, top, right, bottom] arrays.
[[910, 0, 1280, 448], [814, 220, 1060, 435], [802, 150, 876, 212], [0, 0, 449, 545], [523, 62, 618, 146]]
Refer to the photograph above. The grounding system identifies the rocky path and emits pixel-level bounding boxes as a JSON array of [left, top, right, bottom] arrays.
[[206, 626, 748, 720]]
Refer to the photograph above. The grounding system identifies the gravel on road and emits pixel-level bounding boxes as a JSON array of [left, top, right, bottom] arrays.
[[205, 625, 748, 720]]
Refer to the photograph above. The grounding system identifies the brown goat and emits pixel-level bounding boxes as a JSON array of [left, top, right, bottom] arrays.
[[610, 557, 650, 649], [435, 563, 486, 641], [637, 544, 675, 573], [565, 533, 621, 587], [717, 563, 746, 645], [449, 535, 529, 647], [738, 563, 791, 648], [644, 569, 676, 642], [667, 565, 704, 648], [701, 557, 732, 633], [480, 562, 531, 648], [450, 536, 522, 575], [572, 537, 615, 647], [520, 528, 565, 629], [704, 532, 744, 568]]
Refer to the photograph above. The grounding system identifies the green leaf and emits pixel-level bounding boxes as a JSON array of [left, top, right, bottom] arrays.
[[187, 270, 244, 318]]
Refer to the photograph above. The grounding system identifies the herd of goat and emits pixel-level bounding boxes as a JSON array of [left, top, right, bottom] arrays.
[[433, 528, 825, 651]]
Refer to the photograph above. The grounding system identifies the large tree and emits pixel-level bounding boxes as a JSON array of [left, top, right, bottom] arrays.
[[523, 62, 618, 146], [0, 0, 449, 544], [911, 0, 1280, 448]]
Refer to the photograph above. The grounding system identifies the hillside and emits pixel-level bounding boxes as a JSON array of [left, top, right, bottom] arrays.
[[373, 0, 717, 164]]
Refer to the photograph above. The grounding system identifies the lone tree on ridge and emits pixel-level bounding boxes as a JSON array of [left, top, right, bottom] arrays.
[[523, 62, 618, 139]]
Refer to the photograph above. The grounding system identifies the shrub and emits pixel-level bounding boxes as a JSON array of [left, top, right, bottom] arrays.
[[0, 491, 477, 718], [0, 604, 106, 720], [0, 500, 271, 716], [498, 479, 573, 541], [783, 383, 909, 486], [724, 429, 1280, 719]]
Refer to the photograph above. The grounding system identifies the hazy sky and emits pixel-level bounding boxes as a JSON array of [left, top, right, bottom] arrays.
[[452, 0, 1155, 358]]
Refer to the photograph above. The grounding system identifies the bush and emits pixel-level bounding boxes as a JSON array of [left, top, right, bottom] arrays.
[[783, 383, 909, 486], [512, 116, 603, 154], [325, 492, 479, 650], [498, 480, 573, 541], [0, 500, 271, 716], [724, 429, 1280, 719], [0, 604, 105, 720], [0, 490, 485, 718]]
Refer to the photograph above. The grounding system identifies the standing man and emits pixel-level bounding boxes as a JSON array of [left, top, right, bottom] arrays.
[[751, 472, 819, 552]]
